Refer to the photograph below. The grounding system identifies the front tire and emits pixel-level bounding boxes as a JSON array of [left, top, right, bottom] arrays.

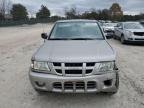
[[121, 36, 126, 44], [113, 33, 117, 39]]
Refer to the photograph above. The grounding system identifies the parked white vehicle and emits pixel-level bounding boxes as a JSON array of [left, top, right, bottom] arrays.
[[103, 23, 117, 38], [114, 22, 144, 44]]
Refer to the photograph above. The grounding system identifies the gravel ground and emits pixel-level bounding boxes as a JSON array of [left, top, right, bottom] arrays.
[[0, 24, 144, 108]]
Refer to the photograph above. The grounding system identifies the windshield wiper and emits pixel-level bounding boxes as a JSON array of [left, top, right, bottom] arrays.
[[49, 38, 71, 40], [70, 38, 103, 40], [49, 38, 104, 40]]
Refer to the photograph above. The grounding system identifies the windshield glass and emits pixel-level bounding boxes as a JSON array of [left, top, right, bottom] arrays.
[[140, 22, 144, 27], [49, 22, 104, 40], [124, 23, 144, 29]]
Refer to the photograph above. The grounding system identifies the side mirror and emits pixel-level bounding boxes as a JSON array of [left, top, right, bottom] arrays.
[[41, 33, 48, 39]]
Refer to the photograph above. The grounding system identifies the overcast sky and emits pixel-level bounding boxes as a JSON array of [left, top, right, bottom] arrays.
[[11, 0, 144, 16]]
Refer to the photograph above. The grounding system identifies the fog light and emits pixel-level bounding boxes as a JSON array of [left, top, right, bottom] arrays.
[[128, 38, 133, 40], [35, 81, 45, 87]]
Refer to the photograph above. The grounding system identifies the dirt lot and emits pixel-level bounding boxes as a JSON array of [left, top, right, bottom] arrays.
[[0, 24, 144, 108]]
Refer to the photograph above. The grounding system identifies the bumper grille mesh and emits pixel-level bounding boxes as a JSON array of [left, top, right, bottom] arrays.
[[53, 81, 96, 91]]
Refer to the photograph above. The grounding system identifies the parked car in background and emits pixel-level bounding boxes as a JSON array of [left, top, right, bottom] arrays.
[[114, 22, 144, 44], [102, 23, 118, 38], [29, 20, 119, 95]]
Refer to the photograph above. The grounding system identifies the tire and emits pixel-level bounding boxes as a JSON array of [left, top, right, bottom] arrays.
[[103, 72, 119, 95], [113, 32, 117, 39], [120, 35, 126, 44], [113, 35, 117, 39]]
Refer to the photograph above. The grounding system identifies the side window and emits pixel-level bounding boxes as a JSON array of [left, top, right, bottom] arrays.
[[117, 23, 120, 27], [120, 23, 123, 28], [118, 23, 123, 29]]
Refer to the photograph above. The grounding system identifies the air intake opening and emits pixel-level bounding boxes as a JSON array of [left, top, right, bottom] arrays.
[[76, 82, 85, 89], [87, 81, 96, 89], [64, 82, 73, 90], [104, 79, 112, 86], [53, 82, 62, 89]]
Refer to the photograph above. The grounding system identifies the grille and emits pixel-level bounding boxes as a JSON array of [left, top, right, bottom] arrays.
[[53, 62, 61, 66], [65, 63, 82, 67], [53, 81, 96, 91], [65, 70, 82, 74], [86, 62, 95, 67], [55, 69, 62, 74], [53, 62, 95, 76], [134, 32, 144, 36], [135, 38, 144, 40]]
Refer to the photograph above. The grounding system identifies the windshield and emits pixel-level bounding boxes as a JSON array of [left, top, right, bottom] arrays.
[[49, 22, 104, 40], [103, 23, 117, 27], [124, 23, 144, 29], [140, 22, 144, 27]]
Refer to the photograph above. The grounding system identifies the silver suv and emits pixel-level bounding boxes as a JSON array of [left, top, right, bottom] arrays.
[[29, 20, 119, 95], [114, 22, 144, 44]]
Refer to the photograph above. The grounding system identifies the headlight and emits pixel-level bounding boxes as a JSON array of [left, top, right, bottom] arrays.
[[95, 62, 114, 72], [31, 61, 50, 71], [128, 31, 133, 37]]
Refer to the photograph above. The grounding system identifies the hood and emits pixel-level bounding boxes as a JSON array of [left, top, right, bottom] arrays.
[[34, 40, 115, 62], [127, 29, 144, 32], [103, 26, 114, 30]]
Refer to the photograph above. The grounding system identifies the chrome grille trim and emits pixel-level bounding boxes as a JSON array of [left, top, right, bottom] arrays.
[[62, 63, 65, 76], [52, 62, 95, 76], [82, 63, 86, 76]]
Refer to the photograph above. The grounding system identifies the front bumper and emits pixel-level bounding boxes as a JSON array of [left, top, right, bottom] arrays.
[[105, 31, 114, 38], [29, 70, 118, 93], [126, 36, 144, 43]]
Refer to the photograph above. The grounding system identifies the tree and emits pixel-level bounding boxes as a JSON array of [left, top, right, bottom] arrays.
[[65, 6, 78, 19], [36, 5, 50, 19], [11, 4, 28, 20], [101, 9, 110, 20], [110, 3, 123, 21], [0, 0, 12, 20]]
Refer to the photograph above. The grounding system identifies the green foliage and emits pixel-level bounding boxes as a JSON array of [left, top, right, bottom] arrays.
[[11, 4, 28, 20], [110, 3, 122, 13], [110, 3, 123, 21], [0, 13, 4, 20], [36, 5, 50, 19], [65, 7, 78, 19]]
